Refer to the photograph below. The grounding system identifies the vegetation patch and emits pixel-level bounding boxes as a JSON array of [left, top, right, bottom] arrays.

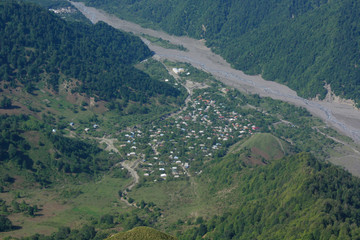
[[106, 226, 176, 240]]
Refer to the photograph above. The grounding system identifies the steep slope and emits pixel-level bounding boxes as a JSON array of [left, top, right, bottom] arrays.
[[80, 0, 360, 105], [0, 1, 180, 102], [181, 153, 360, 239]]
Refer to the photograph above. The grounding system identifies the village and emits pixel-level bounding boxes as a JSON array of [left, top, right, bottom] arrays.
[[61, 64, 267, 185], [111, 77, 262, 183]]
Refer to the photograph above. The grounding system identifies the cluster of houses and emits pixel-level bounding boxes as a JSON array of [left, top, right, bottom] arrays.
[[52, 122, 99, 134], [178, 93, 259, 141], [49, 7, 76, 14], [116, 88, 260, 182]]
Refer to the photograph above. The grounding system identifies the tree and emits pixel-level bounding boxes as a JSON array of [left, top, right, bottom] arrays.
[[0, 215, 13, 232], [0, 96, 12, 109], [100, 214, 114, 225]]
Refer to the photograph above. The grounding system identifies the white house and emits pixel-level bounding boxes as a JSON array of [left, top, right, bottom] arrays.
[[172, 68, 185, 74]]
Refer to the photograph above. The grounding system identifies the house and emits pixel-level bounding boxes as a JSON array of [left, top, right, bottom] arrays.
[[172, 68, 185, 74], [160, 173, 167, 178]]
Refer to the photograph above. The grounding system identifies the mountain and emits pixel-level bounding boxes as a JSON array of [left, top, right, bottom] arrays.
[[80, 0, 360, 106], [0, 0, 180, 102], [180, 153, 360, 239], [2, 1, 360, 239]]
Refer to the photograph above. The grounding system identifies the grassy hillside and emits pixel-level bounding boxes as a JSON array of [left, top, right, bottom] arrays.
[[106, 226, 176, 240], [228, 133, 291, 164], [79, 0, 360, 106]]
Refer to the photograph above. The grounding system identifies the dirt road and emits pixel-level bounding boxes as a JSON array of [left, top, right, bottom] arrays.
[[98, 137, 140, 191]]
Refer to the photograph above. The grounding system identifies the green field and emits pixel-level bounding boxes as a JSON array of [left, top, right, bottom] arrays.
[[0, 174, 131, 239]]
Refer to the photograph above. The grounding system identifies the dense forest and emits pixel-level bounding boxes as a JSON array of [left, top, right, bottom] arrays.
[[0, 0, 180, 102], [80, 0, 360, 106]]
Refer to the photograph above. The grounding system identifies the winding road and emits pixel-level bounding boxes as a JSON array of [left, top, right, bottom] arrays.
[[98, 137, 141, 206]]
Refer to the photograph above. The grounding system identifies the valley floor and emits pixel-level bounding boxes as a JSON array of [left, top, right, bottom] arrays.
[[72, 1, 360, 175]]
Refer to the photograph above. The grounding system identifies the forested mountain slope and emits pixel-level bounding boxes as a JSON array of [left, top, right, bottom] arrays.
[[80, 0, 360, 106], [0, 0, 180, 102], [180, 153, 360, 239]]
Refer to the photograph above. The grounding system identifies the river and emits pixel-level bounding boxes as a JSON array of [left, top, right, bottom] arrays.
[[71, 1, 360, 145]]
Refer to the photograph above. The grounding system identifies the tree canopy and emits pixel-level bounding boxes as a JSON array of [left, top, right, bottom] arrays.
[[0, 0, 180, 102]]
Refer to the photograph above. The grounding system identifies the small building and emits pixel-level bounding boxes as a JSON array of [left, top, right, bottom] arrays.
[[172, 68, 185, 74]]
